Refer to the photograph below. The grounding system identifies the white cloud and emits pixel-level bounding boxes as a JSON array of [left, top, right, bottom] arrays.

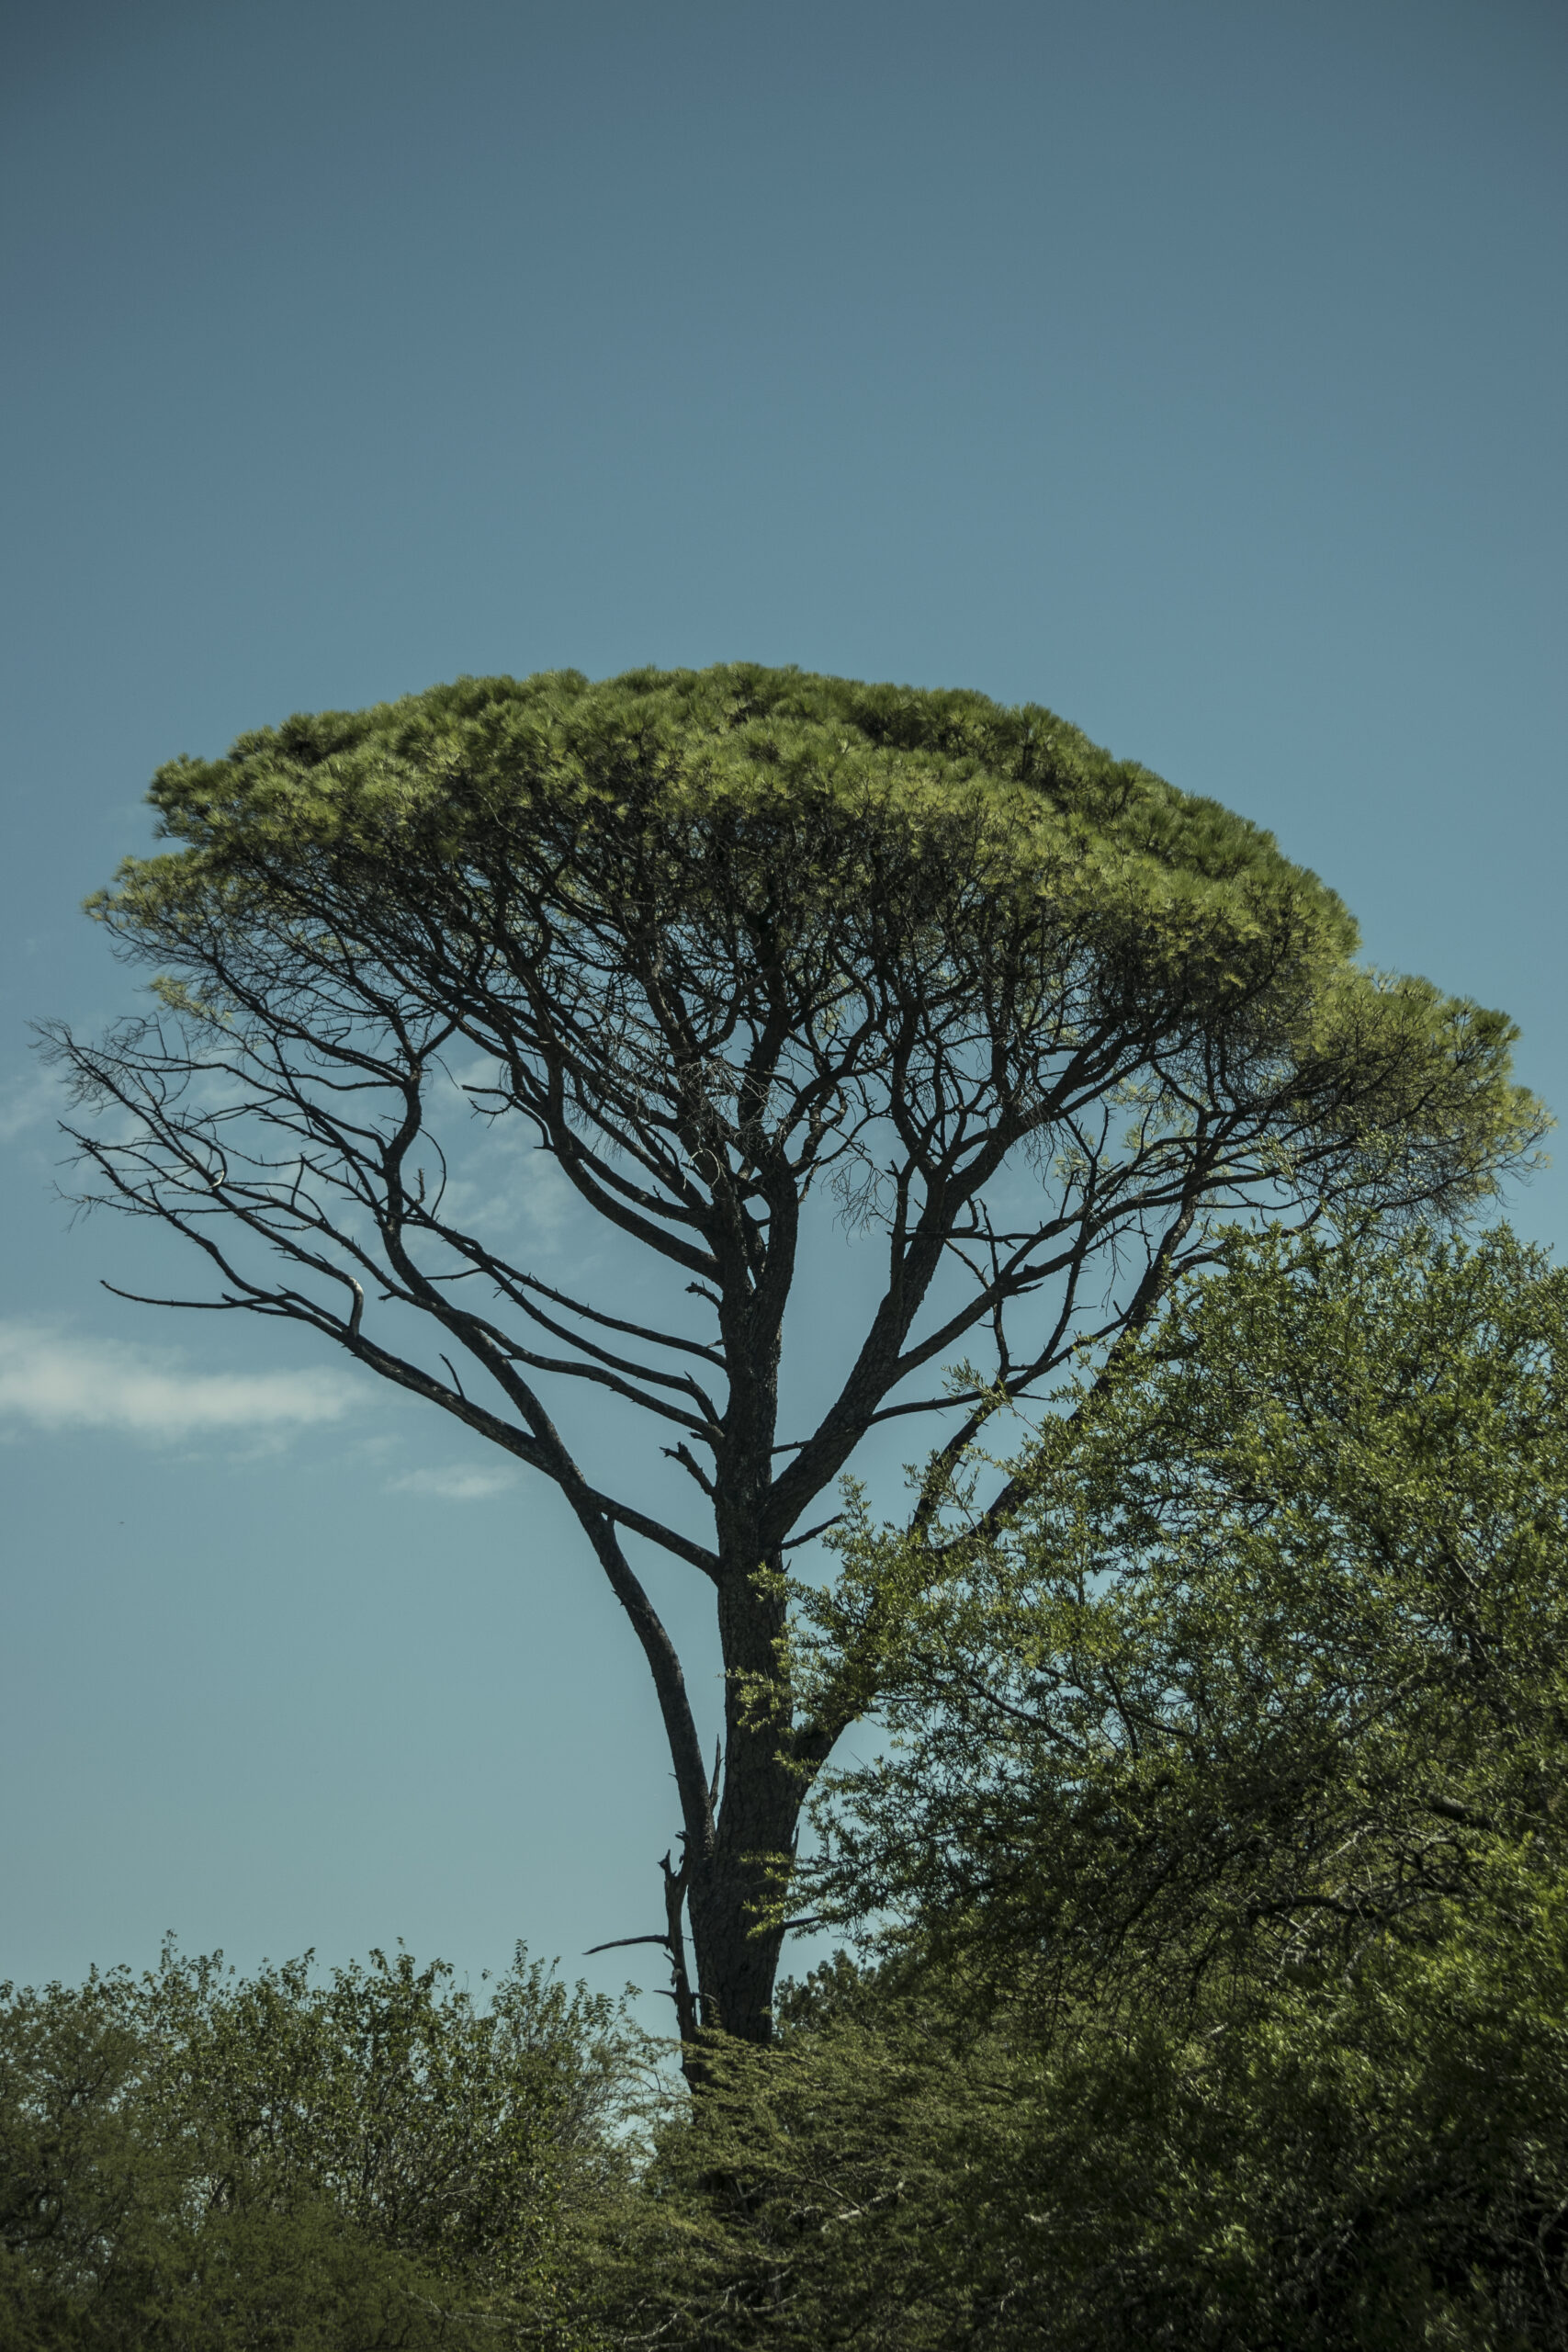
[[0, 1323, 358, 1440], [387, 1464, 519, 1501]]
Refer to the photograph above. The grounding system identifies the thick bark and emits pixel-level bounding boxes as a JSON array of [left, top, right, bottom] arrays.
[[681, 1543, 797, 2041], [685, 1739, 796, 2041]]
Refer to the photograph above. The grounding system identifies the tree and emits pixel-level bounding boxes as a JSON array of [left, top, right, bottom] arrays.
[[800, 1222, 1568, 2005], [603, 1223, 1568, 2347], [44, 662, 1543, 2047], [0, 1941, 636, 2348]]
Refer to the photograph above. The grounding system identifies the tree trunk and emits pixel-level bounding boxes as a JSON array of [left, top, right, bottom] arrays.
[[682, 1542, 799, 2044], [685, 1750, 797, 2042]]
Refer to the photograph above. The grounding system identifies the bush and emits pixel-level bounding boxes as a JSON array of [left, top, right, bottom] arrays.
[[0, 1942, 637, 2350]]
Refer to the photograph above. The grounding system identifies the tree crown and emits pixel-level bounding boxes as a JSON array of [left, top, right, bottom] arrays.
[[94, 662, 1542, 1233]]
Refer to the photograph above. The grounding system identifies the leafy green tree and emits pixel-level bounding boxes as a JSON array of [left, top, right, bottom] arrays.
[[802, 1221, 1568, 2004], [0, 1943, 635, 2350], [599, 1224, 1568, 2346], [45, 663, 1543, 2043]]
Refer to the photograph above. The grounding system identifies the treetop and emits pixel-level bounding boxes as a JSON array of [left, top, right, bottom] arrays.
[[110, 661, 1349, 956], [90, 662, 1544, 1223]]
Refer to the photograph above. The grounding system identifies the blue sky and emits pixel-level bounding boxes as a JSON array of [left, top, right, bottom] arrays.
[[3, 0, 1564, 2015]]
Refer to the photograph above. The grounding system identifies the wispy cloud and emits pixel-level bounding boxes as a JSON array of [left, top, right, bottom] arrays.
[[0, 1323, 358, 1440], [437, 1138, 580, 1246], [387, 1464, 520, 1501], [0, 1068, 61, 1145]]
